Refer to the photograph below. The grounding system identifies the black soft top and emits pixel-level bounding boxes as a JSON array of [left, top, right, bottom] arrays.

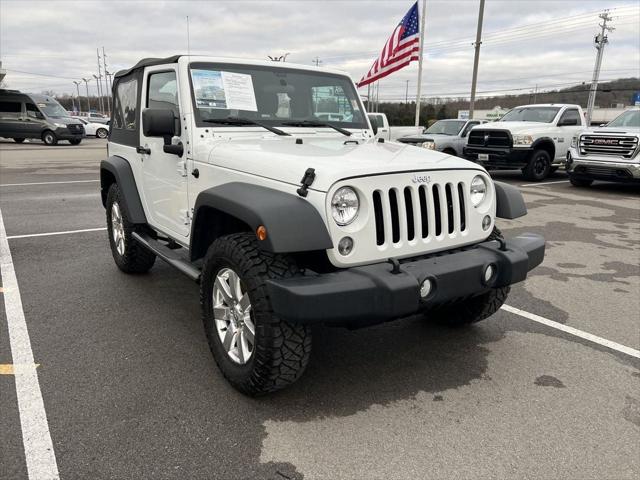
[[114, 55, 182, 79]]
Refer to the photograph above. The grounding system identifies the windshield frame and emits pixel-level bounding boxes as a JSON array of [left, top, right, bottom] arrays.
[[499, 106, 561, 123], [188, 62, 368, 130], [424, 120, 467, 136], [606, 109, 640, 129]]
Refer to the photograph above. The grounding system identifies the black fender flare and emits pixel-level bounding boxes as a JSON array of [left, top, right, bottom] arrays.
[[99, 156, 147, 224], [531, 137, 556, 158], [494, 181, 527, 219], [190, 183, 333, 259]]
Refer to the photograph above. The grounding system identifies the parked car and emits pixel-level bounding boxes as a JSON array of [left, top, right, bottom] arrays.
[[0, 89, 84, 145], [463, 104, 587, 181], [566, 107, 640, 186], [100, 55, 544, 395], [396, 119, 487, 156], [77, 111, 110, 124], [74, 117, 110, 138], [367, 112, 424, 141]]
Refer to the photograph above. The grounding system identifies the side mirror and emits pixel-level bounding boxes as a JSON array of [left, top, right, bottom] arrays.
[[142, 108, 178, 137]]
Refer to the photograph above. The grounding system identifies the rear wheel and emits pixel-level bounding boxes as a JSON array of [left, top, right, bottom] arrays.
[[201, 233, 312, 396], [569, 175, 593, 187], [522, 149, 551, 181], [106, 184, 156, 273], [96, 128, 108, 139], [42, 130, 57, 146], [13, 138, 25, 143]]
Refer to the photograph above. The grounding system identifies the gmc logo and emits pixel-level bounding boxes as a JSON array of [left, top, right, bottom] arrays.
[[592, 138, 618, 145]]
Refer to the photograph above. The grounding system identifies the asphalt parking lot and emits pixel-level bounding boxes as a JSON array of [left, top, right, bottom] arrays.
[[1, 138, 639, 480]]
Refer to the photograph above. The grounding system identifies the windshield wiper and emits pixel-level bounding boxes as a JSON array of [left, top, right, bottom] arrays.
[[202, 117, 290, 136], [282, 120, 351, 137]]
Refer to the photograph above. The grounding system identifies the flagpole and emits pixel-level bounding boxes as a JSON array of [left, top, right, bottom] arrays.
[[414, 0, 426, 126]]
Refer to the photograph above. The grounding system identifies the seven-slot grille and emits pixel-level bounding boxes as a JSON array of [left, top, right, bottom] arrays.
[[579, 135, 638, 158], [372, 183, 467, 246], [467, 129, 512, 148]]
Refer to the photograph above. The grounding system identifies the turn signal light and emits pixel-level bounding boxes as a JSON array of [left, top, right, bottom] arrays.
[[256, 225, 268, 241]]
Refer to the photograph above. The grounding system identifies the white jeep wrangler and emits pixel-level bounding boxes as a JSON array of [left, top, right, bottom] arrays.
[[101, 56, 545, 395], [464, 104, 587, 181]]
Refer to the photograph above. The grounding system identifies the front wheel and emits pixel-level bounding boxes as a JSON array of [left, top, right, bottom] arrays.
[[96, 128, 108, 139], [13, 138, 25, 144], [42, 130, 58, 146], [522, 149, 551, 181], [569, 175, 593, 187], [201, 233, 312, 396]]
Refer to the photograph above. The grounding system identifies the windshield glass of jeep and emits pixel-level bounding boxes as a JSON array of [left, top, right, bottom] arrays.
[[189, 63, 367, 129], [425, 120, 466, 135], [499, 107, 560, 123], [607, 110, 640, 128]]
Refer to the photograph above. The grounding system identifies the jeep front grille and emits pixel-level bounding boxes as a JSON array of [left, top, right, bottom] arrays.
[[372, 183, 467, 246], [579, 135, 638, 158], [467, 129, 512, 148]]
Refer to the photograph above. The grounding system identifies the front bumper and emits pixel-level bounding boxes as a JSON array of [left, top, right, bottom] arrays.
[[463, 146, 532, 168], [566, 152, 640, 183], [267, 233, 545, 326], [54, 126, 84, 140]]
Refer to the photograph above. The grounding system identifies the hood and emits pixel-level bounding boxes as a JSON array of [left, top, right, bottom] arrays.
[[204, 135, 482, 192], [579, 126, 640, 136], [474, 121, 557, 134], [398, 133, 456, 143], [53, 116, 84, 126]]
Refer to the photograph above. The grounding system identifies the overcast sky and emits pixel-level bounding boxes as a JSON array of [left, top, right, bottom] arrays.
[[1, 0, 638, 102]]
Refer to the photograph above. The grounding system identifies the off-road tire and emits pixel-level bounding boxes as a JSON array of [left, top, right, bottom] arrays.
[[13, 138, 25, 143], [96, 128, 108, 139], [105, 184, 156, 273], [425, 226, 510, 327], [42, 130, 58, 146], [201, 233, 312, 396], [69, 139, 82, 145], [569, 175, 593, 187], [522, 149, 551, 181]]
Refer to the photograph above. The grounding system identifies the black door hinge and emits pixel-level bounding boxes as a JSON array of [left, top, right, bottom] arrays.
[[297, 167, 316, 197]]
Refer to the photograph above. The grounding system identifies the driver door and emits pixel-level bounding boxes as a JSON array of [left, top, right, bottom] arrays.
[[139, 67, 190, 238], [555, 109, 582, 160]]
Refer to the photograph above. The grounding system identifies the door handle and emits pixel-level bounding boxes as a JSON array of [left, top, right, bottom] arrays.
[[136, 146, 151, 155]]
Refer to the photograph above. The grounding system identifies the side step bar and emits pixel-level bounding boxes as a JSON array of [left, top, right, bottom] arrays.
[[132, 232, 201, 282]]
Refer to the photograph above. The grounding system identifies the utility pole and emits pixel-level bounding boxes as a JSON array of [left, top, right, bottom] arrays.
[[82, 78, 91, 112], [73, 80, 82, 112], [405, 80, 409, 104], [312, 56, 322, 67], [102, 47, 111, 113], [93, 74, 103, 113], [414, 0, 426, 126], [586, 11, 614, 125], [469, 0, 485, 119]]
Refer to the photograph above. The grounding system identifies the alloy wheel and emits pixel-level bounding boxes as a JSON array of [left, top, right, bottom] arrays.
[[111, 201, 125, 256]]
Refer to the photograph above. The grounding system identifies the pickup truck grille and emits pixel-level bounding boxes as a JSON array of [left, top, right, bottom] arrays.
[[467, 129, 511, 148], [579, 135, 638, 158], [372, 183, 467, 246]]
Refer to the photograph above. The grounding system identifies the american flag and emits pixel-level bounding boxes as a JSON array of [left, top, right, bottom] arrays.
[[357, 2, 421, 88]]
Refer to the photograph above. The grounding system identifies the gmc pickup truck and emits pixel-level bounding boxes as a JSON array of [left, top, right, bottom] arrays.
[[464, 104, 586, 181]]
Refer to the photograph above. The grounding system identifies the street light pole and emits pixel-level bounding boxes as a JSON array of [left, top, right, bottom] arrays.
[[82, 78, 91, 112], [73, 81, 82, 113], [93, 74, 103, 113]]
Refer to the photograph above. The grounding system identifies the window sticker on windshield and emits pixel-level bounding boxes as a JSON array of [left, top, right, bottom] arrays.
[[191, 69, 257, 111]]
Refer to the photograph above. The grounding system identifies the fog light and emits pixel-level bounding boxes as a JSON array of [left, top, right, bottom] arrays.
[[338, 236, 354, 256], [484, 264, 496, 283], [420, 279, 433, 298], [482, 215, 492, 231]]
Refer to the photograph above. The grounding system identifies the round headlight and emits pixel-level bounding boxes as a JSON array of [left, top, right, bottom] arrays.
[[331, 187, 359, 226], [470, 175, 487, 206], [422, 141, 436, 150]]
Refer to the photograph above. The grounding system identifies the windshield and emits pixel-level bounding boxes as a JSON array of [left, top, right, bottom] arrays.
[[36, 101, 68, 118], [607, 110, 640, 128], [425, 120, 466, 135], [189, 63, 367, 129], [500, 107, 560, 123]]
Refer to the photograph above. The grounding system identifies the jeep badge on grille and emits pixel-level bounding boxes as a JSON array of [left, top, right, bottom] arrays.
[[411, 174, 431, 184]]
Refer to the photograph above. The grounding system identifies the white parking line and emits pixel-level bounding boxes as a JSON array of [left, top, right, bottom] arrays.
[[7, 227, 107, 240], [502, 304, 640, 359], [520, 180, 570, 187], [0, 180, 99, 187], [0, 208, 60, 479]]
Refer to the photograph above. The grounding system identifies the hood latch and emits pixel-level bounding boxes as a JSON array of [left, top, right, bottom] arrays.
[[296, 168, 316, 198]]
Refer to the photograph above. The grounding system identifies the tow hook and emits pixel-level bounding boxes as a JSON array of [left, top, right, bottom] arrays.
[[387, 258, 402, 275], [296, 167, 316, 197]]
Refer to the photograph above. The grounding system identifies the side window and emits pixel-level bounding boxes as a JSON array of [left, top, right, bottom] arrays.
[[0, 101, 21, 119], [113, 78, 138, 130], [26, 103, 43, 119], [559, 109, 579, 126], [147, 71, 179, 117]]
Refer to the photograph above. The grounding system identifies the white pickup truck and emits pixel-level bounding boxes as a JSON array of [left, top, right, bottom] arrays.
[[463, 104, 587, 181], [367, 112, 424, 142]]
